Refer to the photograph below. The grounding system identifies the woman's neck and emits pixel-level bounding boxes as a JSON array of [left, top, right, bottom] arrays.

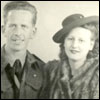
[[5, 45, 27, 67], [68, 58, 86, 75]]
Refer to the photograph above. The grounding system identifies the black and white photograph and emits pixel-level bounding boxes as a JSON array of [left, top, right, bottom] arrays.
[[1, 1, 99, 99]]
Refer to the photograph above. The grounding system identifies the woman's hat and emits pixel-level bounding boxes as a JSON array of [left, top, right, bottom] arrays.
[[53, 14, 99, 43]]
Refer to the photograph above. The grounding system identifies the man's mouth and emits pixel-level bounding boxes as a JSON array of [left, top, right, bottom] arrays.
[[12, 39, 24, 44]]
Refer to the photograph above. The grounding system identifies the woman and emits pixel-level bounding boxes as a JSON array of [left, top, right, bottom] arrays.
[[44, 14, 99, 99]]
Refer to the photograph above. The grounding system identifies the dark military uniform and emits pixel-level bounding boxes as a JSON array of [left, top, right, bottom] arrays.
[[1, 46, 46, 99]]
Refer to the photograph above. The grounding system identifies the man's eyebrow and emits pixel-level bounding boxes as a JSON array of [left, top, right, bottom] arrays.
[[9, 24, 16, 26], [21, 24, 28, 27]]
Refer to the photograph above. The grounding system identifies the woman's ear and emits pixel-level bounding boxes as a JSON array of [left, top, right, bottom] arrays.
[[90, 40, 95, 51]]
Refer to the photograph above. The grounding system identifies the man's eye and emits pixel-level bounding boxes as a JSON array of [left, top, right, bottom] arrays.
[[9, 24, 16, 28], [21, 25, 27, 28]]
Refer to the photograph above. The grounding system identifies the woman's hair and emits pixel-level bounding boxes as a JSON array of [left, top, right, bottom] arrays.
[[82, 22, 99, 40], [59, 23, 99, 61]]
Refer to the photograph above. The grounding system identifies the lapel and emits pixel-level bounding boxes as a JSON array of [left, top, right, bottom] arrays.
[[1, 45, 9, 72], [24, 51, 43, 90], [1, 46, 12, 92], [25, 63, 43, 90], [1, 69, 12, 92]]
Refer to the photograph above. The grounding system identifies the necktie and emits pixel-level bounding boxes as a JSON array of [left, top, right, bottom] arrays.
[[13, 59, 22, 83], [5, 60, 22, 99], [13, 59, 23, 99]]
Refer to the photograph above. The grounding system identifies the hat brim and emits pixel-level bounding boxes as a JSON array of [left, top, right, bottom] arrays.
[[53, 16, 99, 43]]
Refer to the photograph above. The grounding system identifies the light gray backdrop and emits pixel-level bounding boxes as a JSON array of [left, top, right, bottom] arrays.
[[1, 1, 99, 62]]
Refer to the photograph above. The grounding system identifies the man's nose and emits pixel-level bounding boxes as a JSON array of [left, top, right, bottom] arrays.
[[14, 26, 22, 36]]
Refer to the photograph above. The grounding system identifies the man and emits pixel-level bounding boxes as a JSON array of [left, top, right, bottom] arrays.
[[1, 1, 45, 99]]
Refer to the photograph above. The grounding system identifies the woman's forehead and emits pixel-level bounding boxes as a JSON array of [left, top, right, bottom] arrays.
[[67, 27, 92, 38]]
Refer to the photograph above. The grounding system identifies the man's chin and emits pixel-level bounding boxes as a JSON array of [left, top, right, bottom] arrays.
[[11, 46, 25, 52]]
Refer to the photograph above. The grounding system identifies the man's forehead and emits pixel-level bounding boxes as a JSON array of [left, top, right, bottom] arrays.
[[3, 10, 36, 27], [7, 10, 33, 17], [6, 10, 34, 24]]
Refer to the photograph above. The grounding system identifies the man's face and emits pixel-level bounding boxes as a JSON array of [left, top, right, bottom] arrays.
[[64, 27, 95, 61], [3, 10, 36, 51]]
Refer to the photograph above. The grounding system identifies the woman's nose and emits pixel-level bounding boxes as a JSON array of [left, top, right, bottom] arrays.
[[72, 40, 79, 48]]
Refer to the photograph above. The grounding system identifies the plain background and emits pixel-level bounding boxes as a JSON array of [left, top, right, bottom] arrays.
[[1, 1, 99, 63]]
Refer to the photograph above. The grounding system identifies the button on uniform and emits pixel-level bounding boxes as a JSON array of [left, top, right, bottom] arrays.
[[33, 74, 37, 77]]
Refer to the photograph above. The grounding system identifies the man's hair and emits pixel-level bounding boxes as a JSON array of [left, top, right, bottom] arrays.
[[3, 1, 37, 25]]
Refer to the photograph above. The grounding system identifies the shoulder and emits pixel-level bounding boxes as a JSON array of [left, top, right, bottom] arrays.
[[27, 51, 46, 72], [92, 68, 99, 99], [90, 56, 99, 78], [93, 56, 99, 75], [32, 54, 45, 65], [46, 59, 60, 66], [45, 60, 61, 73], [32, 54, 46, 72], [94, 66, 99, 78], [27, 50, 45, 65], [88, 55, 99, 71], [91, 56, 99, 83]]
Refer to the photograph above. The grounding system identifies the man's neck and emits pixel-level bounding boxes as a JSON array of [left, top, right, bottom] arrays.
[[5, 45, 27, 67]]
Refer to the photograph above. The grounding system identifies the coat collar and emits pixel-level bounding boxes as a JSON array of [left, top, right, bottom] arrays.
[[24, 51, 44, 90], [60, 55, 99, 83]]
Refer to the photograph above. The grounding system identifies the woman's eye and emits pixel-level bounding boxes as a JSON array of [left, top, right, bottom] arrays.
[[67, 38, 73, 40]]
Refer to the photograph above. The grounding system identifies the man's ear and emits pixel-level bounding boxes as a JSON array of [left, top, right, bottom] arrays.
[[90, 40, 95, 51], [1, 25, 7, 37], [30, 27, 37, 39], [1, 25, 5, 34]]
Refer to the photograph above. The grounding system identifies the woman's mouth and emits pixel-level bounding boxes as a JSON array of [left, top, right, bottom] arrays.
[[70, 50, 80, 54]]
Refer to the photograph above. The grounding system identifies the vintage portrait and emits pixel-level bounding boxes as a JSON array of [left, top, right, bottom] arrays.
[[1, 1, 99, 99]]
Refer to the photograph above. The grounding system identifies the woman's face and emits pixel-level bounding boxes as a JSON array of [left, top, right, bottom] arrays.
[[64, 27, 95, 61]]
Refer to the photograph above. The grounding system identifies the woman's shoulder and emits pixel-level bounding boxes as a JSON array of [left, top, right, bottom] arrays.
[[91, 56, 99, 82], [93, 56, 99, 71], [45, 59, 61, 73], [46, 59, 60, 66], [90, 56, 99, 77]]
